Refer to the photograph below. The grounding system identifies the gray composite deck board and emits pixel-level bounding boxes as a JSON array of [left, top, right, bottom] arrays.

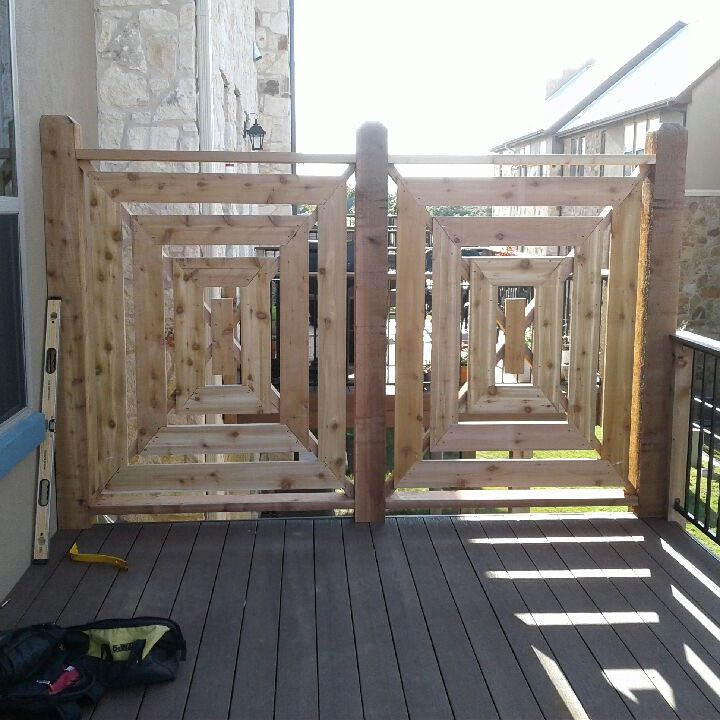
[[371, 519, 453, 720], [0, 529, 79, 629], [453, 517, 579, 720], [275, 520, 319, 720], [57, 523, 142, 627], [518, 520, 678, 720], [398, 517, 500, 720], [229, 520, 285, 720], [482, 519, 635, 720], [91, 522, 200, 720], [6, 515, 720, 720], [343, 520, 409, 720], [19, 524, 113, 627], [184, 521, 256, 720], [137, 522, 228, 720], [424, 517, 544, 720], [314, 519, 364, 720]]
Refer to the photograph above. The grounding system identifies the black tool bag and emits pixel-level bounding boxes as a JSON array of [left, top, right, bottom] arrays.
[[63, 617, 186, 690], [0, 617, 185, 719]]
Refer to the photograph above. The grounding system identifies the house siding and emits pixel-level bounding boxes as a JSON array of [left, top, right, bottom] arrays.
[[0, 0, 98, 602], [681, 195, 720, 339]]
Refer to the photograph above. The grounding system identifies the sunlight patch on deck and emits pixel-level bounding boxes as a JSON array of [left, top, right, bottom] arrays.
[[486, 568, 651, 579], [662, 538, 720, 600], [604, 669, 675, 707], [533, 647, 590, 720], [671, 585, 720, 642], [469, 535, 644, 545], [517, 611, 659, 626]]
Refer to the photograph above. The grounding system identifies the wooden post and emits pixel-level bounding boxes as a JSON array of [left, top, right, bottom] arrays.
[[354, 122, 388, 522], [41, 116, 95, 528], [629, 123, 688, 517]]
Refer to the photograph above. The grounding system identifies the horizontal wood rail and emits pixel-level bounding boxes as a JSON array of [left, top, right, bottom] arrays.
[[87, 172, 342, 204], [389, 154, 655, 165], [404, 176, 641, 206], [88, 491, 353, 515], [387, 489, 636, 510], [76, 150, 356, 164], [75, 150, 654, 166]]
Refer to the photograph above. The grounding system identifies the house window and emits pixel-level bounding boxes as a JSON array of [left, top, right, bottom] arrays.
[[623, 114, 661, 175], [0, 0, 23, 425], [0, 213, 24, 423], [0, 0, 44, 480], [569, 136, 585, 177]]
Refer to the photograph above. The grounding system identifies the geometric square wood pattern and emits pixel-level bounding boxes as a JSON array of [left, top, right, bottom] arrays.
[[91, 172, 354, 508], [392, 174, 635, 494]]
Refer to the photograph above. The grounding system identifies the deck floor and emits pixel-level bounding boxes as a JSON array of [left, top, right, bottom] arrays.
[[4, 515, 720, 719]]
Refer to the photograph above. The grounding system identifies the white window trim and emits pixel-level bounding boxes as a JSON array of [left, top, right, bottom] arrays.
[[1, 0, 34, 427]]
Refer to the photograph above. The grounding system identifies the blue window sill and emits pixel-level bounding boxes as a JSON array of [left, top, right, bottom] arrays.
[[0, 410, 45, 480]]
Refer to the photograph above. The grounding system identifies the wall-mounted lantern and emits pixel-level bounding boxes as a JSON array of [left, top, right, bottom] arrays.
[[243, 118, 266, 151]]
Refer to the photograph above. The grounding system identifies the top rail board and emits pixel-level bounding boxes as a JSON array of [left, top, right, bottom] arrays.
[[74, 150, 655, 166], [76, 150, 356, 164], [390, 154, 655, 165]]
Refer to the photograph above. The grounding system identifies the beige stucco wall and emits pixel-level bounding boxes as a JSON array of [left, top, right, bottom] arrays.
[[0, 0, 97, 602], [685, 66, 720, 192]]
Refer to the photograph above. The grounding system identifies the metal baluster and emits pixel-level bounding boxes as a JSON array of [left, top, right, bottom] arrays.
[[694, 352, 708, 522]]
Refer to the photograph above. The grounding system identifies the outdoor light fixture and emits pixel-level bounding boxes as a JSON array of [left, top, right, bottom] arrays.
[[243, 118, 266, 151]]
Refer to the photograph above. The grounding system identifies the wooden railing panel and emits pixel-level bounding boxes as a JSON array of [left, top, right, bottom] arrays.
[[240, 262, 273, 413], [210, 298, 235, 377], [601, 184, 642, 485], [468, 263, 496, 408], [172, 260, 206, 410], [131, 223, 167, 451], [393, 183, 428, 482], [317, 184, 348, 480], [533, 267, 564, 409], [430, 222, 461, 446], [567, 219, 607, 443], [437, 215, 604, 247], [503, 298, 527, 376], [279, 231, 310, 447], [85, 175, 128, 491]]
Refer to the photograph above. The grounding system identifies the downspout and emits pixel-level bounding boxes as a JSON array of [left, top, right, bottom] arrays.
[[196, 0, 213, 154], [196, 0, 214, 219]]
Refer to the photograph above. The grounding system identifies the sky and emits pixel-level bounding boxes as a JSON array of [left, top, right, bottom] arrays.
[[294, 0, 720, 156]]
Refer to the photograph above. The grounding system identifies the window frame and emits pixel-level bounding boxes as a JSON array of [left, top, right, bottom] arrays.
[[0, 0, 44, 479]]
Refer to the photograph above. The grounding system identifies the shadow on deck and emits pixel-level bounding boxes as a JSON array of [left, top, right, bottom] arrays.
[[3, 514, 720, 720]]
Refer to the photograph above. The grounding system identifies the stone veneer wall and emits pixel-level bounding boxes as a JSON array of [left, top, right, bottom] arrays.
[[679, 195, 720, 340], [95, 0, 290, 159], [255, 0, 291, 155], [96, 0, 198, 155]]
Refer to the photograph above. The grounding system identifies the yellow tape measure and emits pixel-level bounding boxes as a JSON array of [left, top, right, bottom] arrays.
[[68, 543, 129, 571]]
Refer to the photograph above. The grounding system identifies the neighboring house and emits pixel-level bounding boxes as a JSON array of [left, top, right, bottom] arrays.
[[0, 0, 293, 600], [491, 20, 720, 337]]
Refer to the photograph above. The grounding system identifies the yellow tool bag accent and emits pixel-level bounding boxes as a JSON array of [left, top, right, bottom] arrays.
[[63, 617, 186, 689]]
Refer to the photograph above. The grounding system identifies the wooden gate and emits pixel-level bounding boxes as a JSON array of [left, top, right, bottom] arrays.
[[389, 167, 644, 511], [41, 116, 354, 525], [41, 116, 687, 527]]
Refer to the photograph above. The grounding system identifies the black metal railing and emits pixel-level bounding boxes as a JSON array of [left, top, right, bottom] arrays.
[[673, 331, 720, 541]]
